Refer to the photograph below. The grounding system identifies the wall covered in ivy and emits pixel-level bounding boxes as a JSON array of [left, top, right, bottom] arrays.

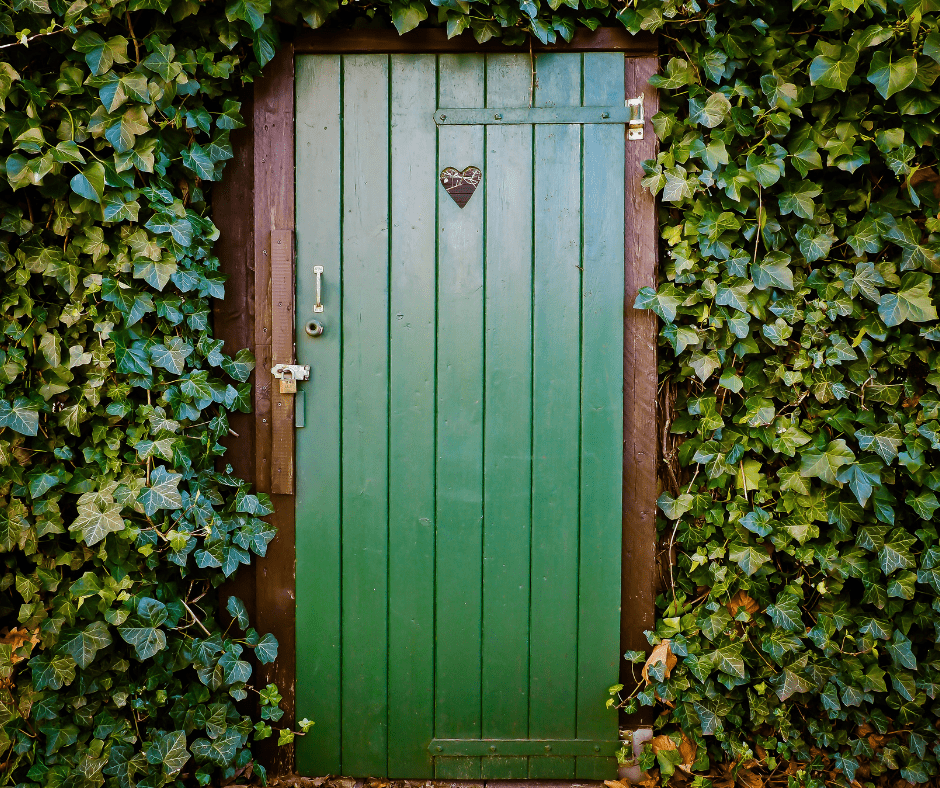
[[1, 0, 939, 783]]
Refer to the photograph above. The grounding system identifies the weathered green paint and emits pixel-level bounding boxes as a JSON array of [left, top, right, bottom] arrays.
[[295, 52, 624, 779]]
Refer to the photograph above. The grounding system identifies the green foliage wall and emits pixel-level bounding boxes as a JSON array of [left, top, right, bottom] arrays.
[[625, 0, 940, 782], [2, 0, 940, 782]]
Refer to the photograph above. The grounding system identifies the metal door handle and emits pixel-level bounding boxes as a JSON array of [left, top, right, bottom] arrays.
[[314, 265, 324, 313]]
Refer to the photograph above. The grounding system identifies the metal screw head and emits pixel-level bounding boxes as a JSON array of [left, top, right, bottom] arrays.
[[494, 113, 502, 120], [436, 746, 443, 752], [489, 745, 497, 752], [440, 114, 446, 121], [544, 745, 552, 753], [602, 112, 610, 119]]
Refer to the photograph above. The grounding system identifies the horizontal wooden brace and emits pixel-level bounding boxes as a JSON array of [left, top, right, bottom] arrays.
[[435, 106, 633, 125], [429, 739, 621, 757]]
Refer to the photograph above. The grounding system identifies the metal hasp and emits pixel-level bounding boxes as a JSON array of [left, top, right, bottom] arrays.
[[271, 363, 311, 395], [627, 96, 644, 140], [313, 265, 324, 312]]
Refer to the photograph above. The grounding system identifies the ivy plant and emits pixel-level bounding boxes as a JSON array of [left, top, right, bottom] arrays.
[[3, 0, 940, 782], [622, 0, 940, 781]]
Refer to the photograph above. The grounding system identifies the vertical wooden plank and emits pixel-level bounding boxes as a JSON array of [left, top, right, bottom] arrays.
[[271, 227, 295, 495], [576, 52, 625, 782], [294, 54, 343, 776], [434, 53, 485, 782], [622, 54, 659, 704], [528, 52, 582, 781], [480, 52, 533, 784], [340, 53, 391, 778], [253, 44, 296, 777], [387, 53, 437, 779], [214, 89, 257, 626]]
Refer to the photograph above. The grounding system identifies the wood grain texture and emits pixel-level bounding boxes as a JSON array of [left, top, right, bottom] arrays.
[[213, 89, 258, 624], [253, 43, 297, 776], [528, 53, 581, 781], [387, 53, 438, 780], [338, 53, 391, 778], [434, 53, 486, 782], [480, 53, 532, 783], [295, 53, 343, 777], [621, 53, 659, 702], [295, 27, 656, 55], [576, 51, 624, 782]]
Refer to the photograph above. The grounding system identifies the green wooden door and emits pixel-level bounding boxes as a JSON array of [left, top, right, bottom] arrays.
[[295, 51, 625, 780]]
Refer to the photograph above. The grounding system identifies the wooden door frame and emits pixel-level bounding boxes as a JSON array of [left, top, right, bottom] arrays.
[[212, 29, 658, 776]]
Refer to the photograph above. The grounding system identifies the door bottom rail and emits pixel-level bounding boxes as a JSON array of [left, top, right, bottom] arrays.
[[428, 740, 620, 758]]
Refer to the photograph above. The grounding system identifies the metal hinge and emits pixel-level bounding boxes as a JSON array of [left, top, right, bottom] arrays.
[[627, 96, 644, 141]]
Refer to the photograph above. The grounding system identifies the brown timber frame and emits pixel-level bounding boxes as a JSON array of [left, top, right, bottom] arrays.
[[212, 28, 658, 776]]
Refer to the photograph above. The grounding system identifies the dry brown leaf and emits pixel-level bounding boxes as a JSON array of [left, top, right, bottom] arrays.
[[642, 640, 678, 683], [678, 734, 697, 769], [727, 590, 759, 618], [737, 768, 764, 788], [605, 780, 630, 788], [650, 735, 676, 755]]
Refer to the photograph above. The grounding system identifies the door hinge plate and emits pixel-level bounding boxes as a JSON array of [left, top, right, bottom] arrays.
[[627, 96, 644, 140]]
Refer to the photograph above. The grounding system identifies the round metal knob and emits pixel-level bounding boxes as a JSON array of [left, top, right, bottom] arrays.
[[305, 319, 324, 337]]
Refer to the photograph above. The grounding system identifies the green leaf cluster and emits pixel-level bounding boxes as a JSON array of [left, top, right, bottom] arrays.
[[0, 0, 286, 781], [628, 0, 940, 779]]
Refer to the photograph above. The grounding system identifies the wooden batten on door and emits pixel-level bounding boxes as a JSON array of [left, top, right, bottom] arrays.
[[214, 29, 657, 779]]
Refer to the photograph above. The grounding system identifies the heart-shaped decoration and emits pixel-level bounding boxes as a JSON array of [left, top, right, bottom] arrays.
[[440, 166, 482, 208]]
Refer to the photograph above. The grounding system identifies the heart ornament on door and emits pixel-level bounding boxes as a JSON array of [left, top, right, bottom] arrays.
[[440, 166, 482, 208]]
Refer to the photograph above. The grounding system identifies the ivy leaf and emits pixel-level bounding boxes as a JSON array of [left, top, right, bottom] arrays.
[[772, 661, 812, 701], [689, 92, 731, 128], [139, 466, 183, 516], [886, 630, 917, 670], [657, 491, 693, 519], [752, 252, 794, 290], [809, 47, 858, 90], [866, 50, 917, 99], [255, 633, 278, 664], [634, 284, 682, 322], [390, 0, 428, 33], [150, 338, 193, 375], [147, 730, 190, 776], [779, 182, 821, 220], [836, 460, 882, 506], [879, 532, 916, 574], [0, 398, 40, 436], [119, 626, 167, 660], [227, 596, 249, 628], [182, 144, 216, 181], [878, 272, 938, 326], [800, 439, 855, 485], [133, 257, 178, 292], [31, 653, 76, 691], [70, 490, 124, 546], [73, 32, 129, 76], [62, 621, 112, 669], [767, 595, 803, 632], [856, 425, 903, 464], [224, 0, 269, 30], [795, 224, 836, 263], [221, 349, 256, 382], [729, 543, 771, 576], [70, 162, 106, 203]]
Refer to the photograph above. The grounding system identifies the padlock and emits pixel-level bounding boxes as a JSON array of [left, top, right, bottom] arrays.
[[280, 369, 297, 394]]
